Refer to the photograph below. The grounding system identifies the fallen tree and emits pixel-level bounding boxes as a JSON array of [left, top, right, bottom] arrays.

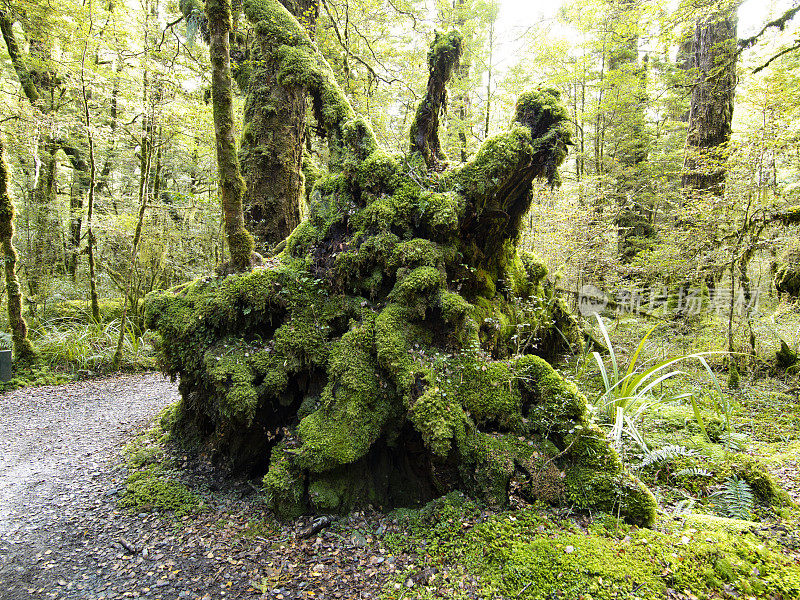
[[145, 0, 656, 526]]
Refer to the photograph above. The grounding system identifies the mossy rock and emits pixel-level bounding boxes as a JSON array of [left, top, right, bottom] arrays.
[[145, 0, 654, 526]]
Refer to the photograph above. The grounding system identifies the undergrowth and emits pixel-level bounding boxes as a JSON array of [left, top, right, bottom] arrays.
[[31, 317, 156, 373], [382, 495, 800, 600]]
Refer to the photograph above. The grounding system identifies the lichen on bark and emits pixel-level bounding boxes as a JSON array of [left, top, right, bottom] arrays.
[[145, 0, 656, 526]]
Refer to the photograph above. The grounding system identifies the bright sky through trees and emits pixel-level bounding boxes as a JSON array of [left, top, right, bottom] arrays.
[[495, 0, 791, 38]]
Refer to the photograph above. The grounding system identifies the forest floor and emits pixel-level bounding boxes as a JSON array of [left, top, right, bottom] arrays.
[[1, 363, 800, 600], [0, 373, 428, 600]]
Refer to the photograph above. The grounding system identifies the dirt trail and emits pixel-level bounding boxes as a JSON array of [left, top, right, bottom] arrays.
[[0, 374, 179, 599]]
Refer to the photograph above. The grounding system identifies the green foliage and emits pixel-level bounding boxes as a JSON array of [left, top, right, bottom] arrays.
[[640, 444, 696, 469], [383, 507, 800, 600], [31, 318, 156, 373], [711, 477, 754, 520], [41, 299, 125, 324], [589, 315, 727, 451]]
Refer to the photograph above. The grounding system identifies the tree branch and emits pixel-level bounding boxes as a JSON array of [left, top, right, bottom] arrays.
[[753, 38, 800, 73], [738, 3, 800, 52]]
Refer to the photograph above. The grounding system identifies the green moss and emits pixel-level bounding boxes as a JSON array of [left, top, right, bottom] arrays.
[[374, 303, 419, 392], [732, 456, 794, 507], [228, 227, 255, 271], [409, 384, 468, 458], [391, 266, 446, 307], [205, 343, 259, 422], [437, 290, 471, 323], [145, 19, 645, 523], [263, 443, 306, 519], [385, 508, 800, 600], [119, 466, 200, 515], [353, 150, 401, 193], [295, 316, 397, 472], [451, 126, 534, 201], [456, 360, 521, 425]]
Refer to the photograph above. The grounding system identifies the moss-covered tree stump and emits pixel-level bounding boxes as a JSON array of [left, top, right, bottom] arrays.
[[145, 0, 656, 526]]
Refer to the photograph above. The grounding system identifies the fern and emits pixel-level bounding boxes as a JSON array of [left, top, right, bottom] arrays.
[[711, 477, 754, 520], [674, 467, 712, 478], [640, 444, 696, 469]]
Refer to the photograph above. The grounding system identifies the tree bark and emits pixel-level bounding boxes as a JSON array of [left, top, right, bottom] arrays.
[[0, 137, 36, 362], [682, 6, 739, 199], [207, 0, 254, 271], [239, 0, 319, 254], [409, 31, 463, 168]]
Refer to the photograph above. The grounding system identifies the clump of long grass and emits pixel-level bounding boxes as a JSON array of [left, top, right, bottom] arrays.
[[31, 316, 156, 372]]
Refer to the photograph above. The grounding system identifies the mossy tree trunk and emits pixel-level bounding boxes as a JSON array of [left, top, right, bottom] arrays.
[[239, 0, 319, 254], [67, 166, 89, 280], [682, 6, 738, 200], [409, 31, 463, 169], [207, 0, 255, 272], [146, 0, 656, 527], [0, 137, 36, 362]]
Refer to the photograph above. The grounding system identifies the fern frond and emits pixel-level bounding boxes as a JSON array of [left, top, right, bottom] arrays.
[[711, 477, 754, 520], [674, 467, 712, 478], [640, 444, 696, 468]]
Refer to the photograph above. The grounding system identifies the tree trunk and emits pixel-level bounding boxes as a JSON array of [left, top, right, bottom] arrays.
[[80, 42, 101, 323], [682, 6, 738, 199], [409, 31, 463, 168], [67, 170, 87, 280], [30, 140, 59, 303], [239, 0, 319, 254], [113, 137, 150, 369], [145, 7, 658, 527], [0, 137, 36, 362], [207, 0, 255, 271]]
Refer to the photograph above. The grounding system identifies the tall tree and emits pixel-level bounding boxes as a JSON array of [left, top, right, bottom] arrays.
[[605, 0, 652, 262], [207, 0, 255, 271], [0, 137, 36, 362], [239, 0, 320, 254], [682, 2, 739, 201]]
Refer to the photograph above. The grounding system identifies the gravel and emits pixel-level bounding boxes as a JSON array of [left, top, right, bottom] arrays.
[[0, 373, 429, 600]]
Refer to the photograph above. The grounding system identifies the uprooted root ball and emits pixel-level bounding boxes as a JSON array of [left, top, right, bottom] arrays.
[[145, 0, 656, 526]]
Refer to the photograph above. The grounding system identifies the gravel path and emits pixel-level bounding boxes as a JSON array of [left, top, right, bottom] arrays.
[[0, 374, 185, 599], [0, 374, 423, 600]]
